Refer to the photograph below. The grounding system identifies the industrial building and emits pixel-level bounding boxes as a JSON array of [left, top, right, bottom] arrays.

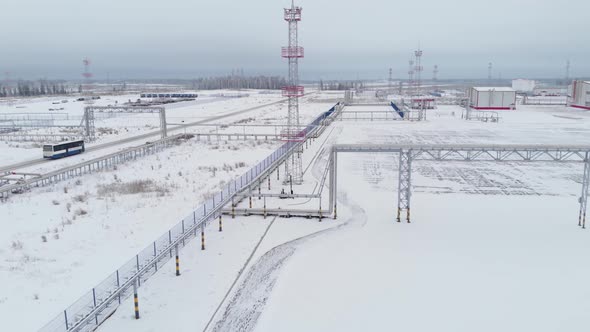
[[140, 93, 198, 99], [469, 87, 516, 110], [512, 79, 536, 92], [568, 81, 590, 110], [533, 87, 566, 96]]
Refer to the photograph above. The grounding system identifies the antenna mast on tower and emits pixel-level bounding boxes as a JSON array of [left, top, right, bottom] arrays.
[[433, 64, 439, 91], [433, 65, 438, 82], [281, 0, 304, 184], [388, 68, 393, 93], [82, 58, 93, 80], [414, 49, 423, 96], [82, 57, 94, 104]]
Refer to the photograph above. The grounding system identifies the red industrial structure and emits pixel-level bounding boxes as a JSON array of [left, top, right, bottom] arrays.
[[569, 81, 590, 110]]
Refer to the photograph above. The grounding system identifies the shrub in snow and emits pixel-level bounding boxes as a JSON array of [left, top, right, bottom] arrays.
[[11, 241, 23, 250], [74, 209, 88, 216], [75, 179, 82, 186], [41, 235, 47, 243], [97, 179, 171, 196], [52, 200, 60, 205], [66, 203, 72, 212], [63, 187, 68, 194], [72, 194, 88, 203]]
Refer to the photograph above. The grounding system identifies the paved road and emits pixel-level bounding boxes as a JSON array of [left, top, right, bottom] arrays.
[[0, 98, 287, 173]]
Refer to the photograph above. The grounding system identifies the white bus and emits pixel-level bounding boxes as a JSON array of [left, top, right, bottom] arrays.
[[43, 140, 85, 159]]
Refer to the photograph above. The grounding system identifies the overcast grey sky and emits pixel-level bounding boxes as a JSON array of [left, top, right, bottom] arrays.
[[1, 0, 588, 80]]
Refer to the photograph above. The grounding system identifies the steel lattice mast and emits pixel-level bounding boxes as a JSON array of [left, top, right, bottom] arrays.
[[414, 49, 423, 96], [282, 0, 304, 184]]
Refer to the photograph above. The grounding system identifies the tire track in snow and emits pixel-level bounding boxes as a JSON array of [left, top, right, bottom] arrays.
[[201, 216, 279, 332], [209, 191, 367, 332]]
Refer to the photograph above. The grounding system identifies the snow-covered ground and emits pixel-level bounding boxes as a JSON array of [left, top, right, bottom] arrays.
[[96, 103, 590, 332], [0, 91, 338, 331], [6, 97, 590, 331], [1, 89, 333, 167], [0, 91, 281, 165], [1, 94, 332, 175]]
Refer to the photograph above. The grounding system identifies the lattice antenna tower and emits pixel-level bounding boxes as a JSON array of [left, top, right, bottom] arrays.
[[82, 57, 94, 104], [388, 68, 393, 93], [488, 62, 492, 81], [565, 60, 571, 84], [433, 64, 439, 92], [281, 0, 304, 184], [433, 65, 438, 81], [407, 59, 414, 96], [82, 58, 93, 87], [414, 49, 423, 96]]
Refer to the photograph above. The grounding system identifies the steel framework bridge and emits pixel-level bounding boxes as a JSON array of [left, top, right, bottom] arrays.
[[329, 144, 590, 228], [83, 106, 167, 141]]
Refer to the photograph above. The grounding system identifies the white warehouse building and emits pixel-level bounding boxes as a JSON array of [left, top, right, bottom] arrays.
[[568, 81, 590, 110], [512, 79, 536, 92], [469, 87, 516, 110]]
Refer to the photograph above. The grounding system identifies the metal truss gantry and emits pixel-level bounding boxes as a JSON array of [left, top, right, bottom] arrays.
[[82, 106, 167, 141], [330, 144, 590, 228]]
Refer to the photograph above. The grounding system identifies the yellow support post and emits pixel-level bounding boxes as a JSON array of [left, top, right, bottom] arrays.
[[201, 228, 205, 250], [133, 279, 140, 319], [175, 245, 180, 276]]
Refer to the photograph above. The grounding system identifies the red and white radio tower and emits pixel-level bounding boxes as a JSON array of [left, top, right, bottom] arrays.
[[281, 0, 304, 184], [414, 49, 423, 96], [82, 57, 93, 93]]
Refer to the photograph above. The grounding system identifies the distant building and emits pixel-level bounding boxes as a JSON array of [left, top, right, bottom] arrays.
[[469, 87, 516, 110], [568, 81, 590, 110], [512, 79, 536, 92], [533, 87, 566, 97]]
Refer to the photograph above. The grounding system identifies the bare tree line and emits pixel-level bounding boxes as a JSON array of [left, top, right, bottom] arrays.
[[190, 75, 287, 90], [319, 80, 364, 91], [0, 80, 73, 97]]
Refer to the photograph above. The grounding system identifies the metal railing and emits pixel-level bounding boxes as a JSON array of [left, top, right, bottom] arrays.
[[0, 133, 84, 143], [38, 103, 341, 332], [0, 134, 185, 201]]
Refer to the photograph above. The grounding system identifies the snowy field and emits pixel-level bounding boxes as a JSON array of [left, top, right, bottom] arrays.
[[4, 98, 590, 331], [1, 94, 331, 175], [0, 90, 338, 331], [94, 103, 590, 332], [0, 90, 321, 166]]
